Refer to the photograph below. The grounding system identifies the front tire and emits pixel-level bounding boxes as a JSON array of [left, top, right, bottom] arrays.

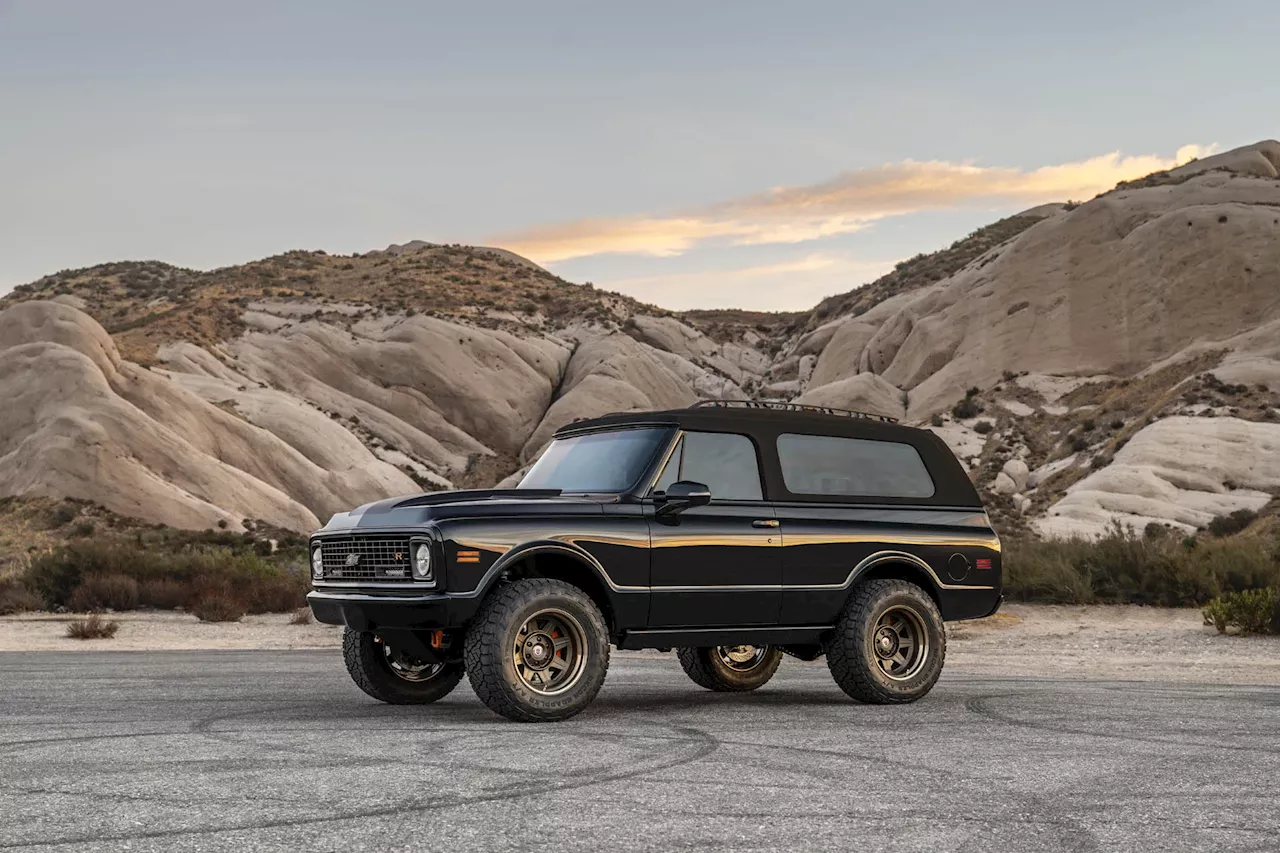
[[825, 579, 945, 704], [465, 578, 610, 722], [342, 629, 465, 704], [677, 645, 783, 692]]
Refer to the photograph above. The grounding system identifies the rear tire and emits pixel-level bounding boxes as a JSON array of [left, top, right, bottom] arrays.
[[465, 578, 610, 722], [825, 579, 945, 704], [677, 645, 783, 692], [342, 628, 464, 704]]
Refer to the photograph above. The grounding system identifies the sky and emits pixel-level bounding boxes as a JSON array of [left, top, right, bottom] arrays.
[[1, 1, 1276, 312]]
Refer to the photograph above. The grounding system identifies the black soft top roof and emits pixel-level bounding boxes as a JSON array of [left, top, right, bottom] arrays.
[[555, 402, 982, 508]]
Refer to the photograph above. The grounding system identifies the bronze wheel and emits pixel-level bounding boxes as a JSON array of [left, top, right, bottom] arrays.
[[342, 629, 464, 704], [678, 644, 783, 692], [512, 609, 588, 696], [825, 579, 945, 704], [465, 578, 610, 722]]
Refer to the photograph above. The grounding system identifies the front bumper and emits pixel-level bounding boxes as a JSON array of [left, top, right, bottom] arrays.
[[307, 589, 482, 631]]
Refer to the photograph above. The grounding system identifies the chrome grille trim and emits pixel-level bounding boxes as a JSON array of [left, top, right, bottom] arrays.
[[318, 535, 415, 582]]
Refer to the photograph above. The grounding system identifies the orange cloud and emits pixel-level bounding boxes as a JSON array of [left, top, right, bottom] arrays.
[[495, 144, 1216, 263], [604, 253, 902, 312]]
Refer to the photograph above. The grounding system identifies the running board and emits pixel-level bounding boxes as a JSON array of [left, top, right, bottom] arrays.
[[618, 625, 833, 650]]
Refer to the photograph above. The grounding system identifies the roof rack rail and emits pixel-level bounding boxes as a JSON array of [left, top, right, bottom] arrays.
[[690, 400, 899, 424]]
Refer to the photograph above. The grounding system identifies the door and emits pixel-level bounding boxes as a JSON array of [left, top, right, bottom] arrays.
[[646, 431, 782, 627]]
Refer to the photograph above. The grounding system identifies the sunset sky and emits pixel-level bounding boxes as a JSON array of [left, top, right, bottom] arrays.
[[2, 1, 1275, 310]]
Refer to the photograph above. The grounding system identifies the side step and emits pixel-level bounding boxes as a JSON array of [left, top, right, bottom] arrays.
[[618, 625, 833, 650]]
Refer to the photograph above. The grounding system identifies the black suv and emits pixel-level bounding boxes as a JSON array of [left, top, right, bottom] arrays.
[[308, 401, 1001, 722]]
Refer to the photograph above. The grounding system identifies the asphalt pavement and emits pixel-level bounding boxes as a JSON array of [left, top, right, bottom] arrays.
[[1, 650, 1278, 852]]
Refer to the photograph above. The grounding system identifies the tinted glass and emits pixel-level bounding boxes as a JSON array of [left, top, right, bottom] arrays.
[[520, 428, 668, 492], [776, 433, 935, 499], [655, 431, 763, 501]]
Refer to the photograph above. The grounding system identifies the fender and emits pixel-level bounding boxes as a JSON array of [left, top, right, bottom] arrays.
[[474, 539, 641, 598]]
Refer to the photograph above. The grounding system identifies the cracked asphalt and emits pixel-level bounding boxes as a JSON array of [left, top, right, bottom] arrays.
[[1, 650, 1278, 852]]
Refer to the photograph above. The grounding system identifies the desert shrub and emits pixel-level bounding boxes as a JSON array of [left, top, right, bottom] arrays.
[[24, 539, 297, 610], [67, 574, 140, 612], [289, 608, 313, 625], [65, 613, 119, 640], [139, 578, 190, 610], [192, 594, 246, 623], [0, 578, 43, 615], [952, 398, 981, 419], [244, 575, 308, 614], [1143, 522, 1167, 540], [1207, 509, 1257, 537], [973, 420, 994, 435], [1003, 521, 1280, 606], [930, 413, 944, 427], [1203, 589, 1278, 635]]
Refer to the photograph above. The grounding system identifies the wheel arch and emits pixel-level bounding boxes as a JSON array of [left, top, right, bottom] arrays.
[[847, 552, 944, 613], [483, 542, 618, 634]]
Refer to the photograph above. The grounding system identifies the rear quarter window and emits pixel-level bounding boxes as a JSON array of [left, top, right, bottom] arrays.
[[776, 433, 935, 499]]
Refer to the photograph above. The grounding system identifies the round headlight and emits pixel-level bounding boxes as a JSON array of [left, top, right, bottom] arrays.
[[413, 543, 432, 580], [311, 547, 324, 579]]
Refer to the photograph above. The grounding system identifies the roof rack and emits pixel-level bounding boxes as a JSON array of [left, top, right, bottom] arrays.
[[690, 400, 899, 424]]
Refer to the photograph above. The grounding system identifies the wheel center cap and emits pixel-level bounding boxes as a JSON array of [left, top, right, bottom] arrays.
[[523, 632, 554, 670], [875, 627, 899, 658]]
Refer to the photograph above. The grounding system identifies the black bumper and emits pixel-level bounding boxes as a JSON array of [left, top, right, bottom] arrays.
[[307, 590, 482, 631]]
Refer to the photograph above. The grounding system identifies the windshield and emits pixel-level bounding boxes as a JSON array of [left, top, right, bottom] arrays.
[[519, 428, 670, 493]]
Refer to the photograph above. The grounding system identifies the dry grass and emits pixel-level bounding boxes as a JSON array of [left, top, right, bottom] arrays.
[[288, 608, 313, 625], [191, 595, 245, 623], [1004, 522, 1280, 606], [67, 574, 140, 612], [65, 613, 119, 640], [0, 578, 42, 615]]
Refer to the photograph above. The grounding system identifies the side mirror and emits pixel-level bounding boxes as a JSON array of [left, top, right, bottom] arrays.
[[655, 480, 712, 517]]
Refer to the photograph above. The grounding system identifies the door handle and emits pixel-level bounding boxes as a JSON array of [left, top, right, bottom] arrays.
[[752, 519, 779, 528]]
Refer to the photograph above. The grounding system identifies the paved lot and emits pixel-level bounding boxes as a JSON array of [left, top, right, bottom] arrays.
[[1, 651, 1278, 852]]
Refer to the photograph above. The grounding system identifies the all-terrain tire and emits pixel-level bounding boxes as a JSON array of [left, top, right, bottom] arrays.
[[676, 645, 783, 692], [825, 578, 946, 704], [342, 628, 465, 704], [464, 578, 610, 722]]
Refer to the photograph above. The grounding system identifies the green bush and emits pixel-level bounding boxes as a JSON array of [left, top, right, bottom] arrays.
[[23, 537, 307, 613], [1003, 521, 1280, 606], [1207, 509, 1258, 537], [1203, 589, 1279, 635], [952, 398, 981, 419]]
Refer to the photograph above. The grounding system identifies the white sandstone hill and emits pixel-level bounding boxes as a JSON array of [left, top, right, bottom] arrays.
[[2, 140, 1278, 538]]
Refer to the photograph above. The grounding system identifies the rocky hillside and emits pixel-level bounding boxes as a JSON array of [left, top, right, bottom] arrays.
[[3, 141, 1279, 540]]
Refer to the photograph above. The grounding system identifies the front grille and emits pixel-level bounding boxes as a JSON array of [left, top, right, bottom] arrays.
[[318, 535, 416, 582]]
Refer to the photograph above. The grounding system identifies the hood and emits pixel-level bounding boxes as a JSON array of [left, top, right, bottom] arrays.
[[316, 488, 608, 533]]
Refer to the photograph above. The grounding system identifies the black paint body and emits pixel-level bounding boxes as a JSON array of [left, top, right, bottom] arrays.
[[308, 407, 1002, 649]]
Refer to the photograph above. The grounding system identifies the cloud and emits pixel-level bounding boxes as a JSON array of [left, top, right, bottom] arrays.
[[604, 253, 902, 312], [495, 144, 1217, 264]]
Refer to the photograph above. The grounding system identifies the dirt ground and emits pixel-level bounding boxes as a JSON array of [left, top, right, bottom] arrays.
[[1, 604, 1277, 685]]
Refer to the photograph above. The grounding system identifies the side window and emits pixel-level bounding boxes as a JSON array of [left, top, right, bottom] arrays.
[[680, 432, 764, 501], [776, 433, 935, 499]]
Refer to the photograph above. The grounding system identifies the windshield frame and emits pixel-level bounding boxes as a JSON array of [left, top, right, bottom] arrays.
[[518, 425, 677, 496]]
